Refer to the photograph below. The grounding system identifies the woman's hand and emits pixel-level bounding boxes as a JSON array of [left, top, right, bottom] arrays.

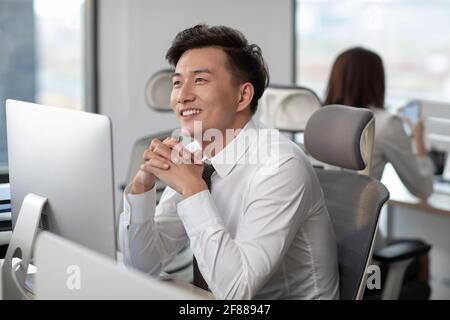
[[404, 118, 427, 156]]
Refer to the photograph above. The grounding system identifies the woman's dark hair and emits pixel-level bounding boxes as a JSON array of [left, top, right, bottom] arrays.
[[165, 24, 270, 114], [324, 47, 385, 109]]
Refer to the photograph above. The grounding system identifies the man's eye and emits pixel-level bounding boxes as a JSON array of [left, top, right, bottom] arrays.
[[173, 81, 181, 87], [195, 78, 206, 83]]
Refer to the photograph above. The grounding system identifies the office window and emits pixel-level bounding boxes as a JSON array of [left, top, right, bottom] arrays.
[[295, 0, 450, 108], [0, 0, 96, 174]]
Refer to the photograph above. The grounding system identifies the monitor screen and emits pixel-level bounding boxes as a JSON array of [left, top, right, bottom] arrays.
[[6, 100, 116, 259]]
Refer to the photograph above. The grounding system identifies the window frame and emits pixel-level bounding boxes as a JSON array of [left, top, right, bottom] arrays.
[[0, 0, 98, 181]]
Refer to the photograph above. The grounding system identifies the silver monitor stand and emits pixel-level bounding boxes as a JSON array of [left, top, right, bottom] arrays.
[[1, 193, 46, 299]]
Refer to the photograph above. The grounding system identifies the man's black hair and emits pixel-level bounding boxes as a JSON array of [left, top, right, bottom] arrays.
[[166, 24, 270, 114]]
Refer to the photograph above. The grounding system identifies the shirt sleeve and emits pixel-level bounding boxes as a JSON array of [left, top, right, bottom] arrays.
[[380, 115, 435, 199], [177, 157, 313, 299], [118, 183, 189, 276]]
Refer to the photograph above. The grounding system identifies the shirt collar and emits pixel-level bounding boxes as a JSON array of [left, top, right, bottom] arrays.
[[208, 119, 257, 178]]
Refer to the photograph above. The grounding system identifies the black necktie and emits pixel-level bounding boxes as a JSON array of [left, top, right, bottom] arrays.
[[192, 162, 215, 291], [202, 162, 215, 191]]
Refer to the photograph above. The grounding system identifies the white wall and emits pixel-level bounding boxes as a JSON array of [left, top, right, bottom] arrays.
[[98, 0, 293, 211]]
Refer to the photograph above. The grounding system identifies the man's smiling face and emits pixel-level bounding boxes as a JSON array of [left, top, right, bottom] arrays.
[[170, 47, 244, 137]]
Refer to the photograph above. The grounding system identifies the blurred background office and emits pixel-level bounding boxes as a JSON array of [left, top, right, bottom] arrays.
[[0, 0, 449, 299]]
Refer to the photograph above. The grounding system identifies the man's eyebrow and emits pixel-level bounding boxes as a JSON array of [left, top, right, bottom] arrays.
[[192, 68, 213, 75], [171, 69, 213, 79]]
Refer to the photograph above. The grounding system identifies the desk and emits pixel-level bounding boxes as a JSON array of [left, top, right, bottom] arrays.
[[381, 163, 450, 299], [116, 251, 213, 299], [381, 164, 450, 238], [0, 259, 214, 300]]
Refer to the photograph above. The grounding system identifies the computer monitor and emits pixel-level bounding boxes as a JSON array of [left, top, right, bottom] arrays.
[[417, 99, 450, 182], [34, 231, 208, 300], [5, 99, 116, 259]]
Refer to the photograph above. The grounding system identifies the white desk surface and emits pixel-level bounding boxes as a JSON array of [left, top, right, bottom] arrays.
[[0, 259, 214, 300], [381, 163, 450, 217]]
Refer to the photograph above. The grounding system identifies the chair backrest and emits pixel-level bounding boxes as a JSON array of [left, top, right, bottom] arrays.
[[259, 84, 321, 132], [305, 104, 376, 176], [144, 69, 174, 112], [304, 105, 390, 299]]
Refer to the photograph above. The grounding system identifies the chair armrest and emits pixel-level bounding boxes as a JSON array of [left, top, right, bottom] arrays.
[[373, 240, 431, 264]]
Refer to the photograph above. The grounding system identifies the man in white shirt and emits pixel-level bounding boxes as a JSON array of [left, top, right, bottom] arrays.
[[119, 24, 339, 299]]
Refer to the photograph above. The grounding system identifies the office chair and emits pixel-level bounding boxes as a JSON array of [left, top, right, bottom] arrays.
[[304, 105, 390, 299], [259, 84, 321, 140], [304, 105, 432, 299], [144, 69, 174, 112], [258, 84, 326, 170], [119, 69, 193, 283]]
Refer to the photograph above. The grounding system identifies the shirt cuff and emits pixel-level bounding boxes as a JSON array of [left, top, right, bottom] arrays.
[[177, 190, 223, 238], [123, 183, 156, 223]]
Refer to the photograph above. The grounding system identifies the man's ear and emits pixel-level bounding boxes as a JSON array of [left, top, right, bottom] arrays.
[[236, 82, 254, 113]]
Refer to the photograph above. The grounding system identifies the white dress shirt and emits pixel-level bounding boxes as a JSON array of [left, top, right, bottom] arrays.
[[371, 108, 435, 199], [118, 119, 339, 300]]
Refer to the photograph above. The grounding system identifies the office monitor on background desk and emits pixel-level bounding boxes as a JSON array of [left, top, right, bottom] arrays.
[[414, 100, 450, 177]]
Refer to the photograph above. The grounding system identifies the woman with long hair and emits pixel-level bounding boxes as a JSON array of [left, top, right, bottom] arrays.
[[324, 47, 434, 199]]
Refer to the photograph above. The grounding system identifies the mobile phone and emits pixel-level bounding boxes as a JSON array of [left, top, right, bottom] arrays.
[[399, 101, 422, 136]]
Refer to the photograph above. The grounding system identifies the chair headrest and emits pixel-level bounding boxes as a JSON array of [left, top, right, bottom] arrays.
[[304, 105, 374, 170], [259, 85, 321, 131], [145, 69, 174, 112]]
